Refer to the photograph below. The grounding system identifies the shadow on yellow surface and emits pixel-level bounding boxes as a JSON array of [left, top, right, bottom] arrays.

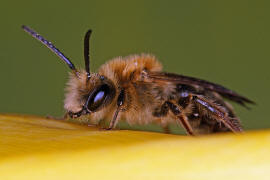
[[0, 114, 269, 180]]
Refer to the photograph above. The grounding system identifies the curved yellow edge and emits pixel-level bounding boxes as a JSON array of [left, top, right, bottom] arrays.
[[0, 114, 269, 180]]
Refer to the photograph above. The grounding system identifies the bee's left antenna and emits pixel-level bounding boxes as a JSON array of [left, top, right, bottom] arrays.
[[21, 25, 78, 74], [84, 29, 92, 80]]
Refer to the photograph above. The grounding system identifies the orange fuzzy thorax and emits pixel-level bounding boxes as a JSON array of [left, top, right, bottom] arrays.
[[98, 54, 162, 83]]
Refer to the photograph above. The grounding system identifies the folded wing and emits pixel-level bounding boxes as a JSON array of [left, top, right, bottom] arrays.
[[146, 71, 255, 108]]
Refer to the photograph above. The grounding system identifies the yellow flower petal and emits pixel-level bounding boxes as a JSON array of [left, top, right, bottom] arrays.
[[0, 114, 269, 179]]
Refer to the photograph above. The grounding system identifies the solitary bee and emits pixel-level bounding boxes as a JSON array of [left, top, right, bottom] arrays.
[[22, 25, 254, 135]]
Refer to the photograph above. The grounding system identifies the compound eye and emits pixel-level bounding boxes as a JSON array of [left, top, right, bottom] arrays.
[[87, 84, 110, 111]]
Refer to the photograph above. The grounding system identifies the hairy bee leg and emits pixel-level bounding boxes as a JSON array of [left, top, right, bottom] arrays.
[[152, 103, 171, 134], [192, 95, 243, 132], [166, 101, 195, 136], [97, 118, 107, 128], [107, 107, 121, 130], [178, 114, 194, 136], [162, 125, 171, 134], [67, 110, 84, 118], [107, 89, 125, 130], [46, 110, 84, 120]]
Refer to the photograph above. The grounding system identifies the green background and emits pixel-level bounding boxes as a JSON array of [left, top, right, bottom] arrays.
[[0, 0, 269, 132]]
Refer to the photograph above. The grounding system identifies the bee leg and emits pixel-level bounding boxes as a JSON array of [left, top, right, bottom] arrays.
[[97, 118, 107, 128], [106, 108, 121, 130], [152, 103, 171, 134], [47, 109, 85, 120], [162, 125, 171, 134], [166, 101, 195, 136], [107, 89, 125, 130], [67, 110, 84, 118], [192, 95, 243, 132]]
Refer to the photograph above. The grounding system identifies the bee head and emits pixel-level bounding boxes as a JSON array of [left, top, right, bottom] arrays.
[[64, 71, 116, 115]]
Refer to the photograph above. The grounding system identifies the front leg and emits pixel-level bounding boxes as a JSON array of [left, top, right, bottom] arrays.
[[107, 89, 126, 130], [46, 110, 84, 120], [67, 109, 84, 118]]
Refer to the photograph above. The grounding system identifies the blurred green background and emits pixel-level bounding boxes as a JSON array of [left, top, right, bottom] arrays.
[[0, 0, 269, 132]]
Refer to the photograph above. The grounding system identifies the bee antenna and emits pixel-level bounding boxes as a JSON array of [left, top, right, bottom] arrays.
[[84, 29, 92, 80], [22, 25, 78, 74]]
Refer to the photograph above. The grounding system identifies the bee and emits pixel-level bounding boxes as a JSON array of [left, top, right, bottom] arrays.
[[22, 25, 255, 135]]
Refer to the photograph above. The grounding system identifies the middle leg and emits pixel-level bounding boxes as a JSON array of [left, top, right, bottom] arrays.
[[165, 101, 195, 136]]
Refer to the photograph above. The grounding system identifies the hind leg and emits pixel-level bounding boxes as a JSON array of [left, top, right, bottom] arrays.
[[192, 95, 243, 132]]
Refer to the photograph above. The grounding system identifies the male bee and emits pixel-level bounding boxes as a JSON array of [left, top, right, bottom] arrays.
[[22, 25, 254, 135]]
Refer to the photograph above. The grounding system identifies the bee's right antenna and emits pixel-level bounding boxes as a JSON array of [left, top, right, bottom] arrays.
[[22, 25, 78, 76], [84, 29, 92, 80]]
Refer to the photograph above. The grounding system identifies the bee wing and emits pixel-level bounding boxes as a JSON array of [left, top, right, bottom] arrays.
[[146, 71, 255, 107]]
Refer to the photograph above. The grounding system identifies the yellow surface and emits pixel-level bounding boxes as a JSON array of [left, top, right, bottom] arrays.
[[0, 114, 269, 180]]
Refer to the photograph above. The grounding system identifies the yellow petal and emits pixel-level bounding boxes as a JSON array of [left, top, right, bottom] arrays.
[[0, 114, 269, 180]]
